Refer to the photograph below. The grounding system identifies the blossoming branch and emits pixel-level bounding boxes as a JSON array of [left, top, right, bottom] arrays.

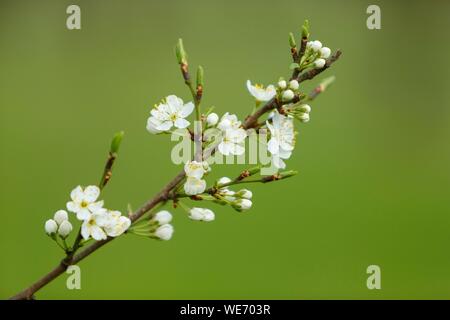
[[10, 20, 341, 299]]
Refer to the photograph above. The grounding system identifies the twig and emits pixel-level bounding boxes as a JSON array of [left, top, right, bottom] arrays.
[[10, 44, 341, 301]]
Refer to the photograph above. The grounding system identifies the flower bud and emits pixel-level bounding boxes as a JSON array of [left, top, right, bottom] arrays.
[[282, 89, 295, 102], [310, 40, 322, 52], [153, 210, 173, 225], [320, 47, 331, 59], [314, 58, 326, 68], [206, 112, 219, 126], [45, 219, 58, 235], [175, 38, 187, 65], [299, 113, 310, 123], [110, 131, 124, 154], [189, 207, 215, 222], [196, 65, 204, 88], [289, 79, 299, 90], [278, 80, 287, 89], [301, 19, 310, 39], [236, 189, 253, 199], [58, 220, 73, 238], [53, 210, 68, 225], [232, 199, 252, 211], [288, 32, 296, 48], [154, 224, 174, 241], [299, 104, 311, 113], [217, 176, 232, 186]]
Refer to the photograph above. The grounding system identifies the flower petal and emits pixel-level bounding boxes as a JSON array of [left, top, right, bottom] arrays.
[[179, 102, 194, 117], [174, 118, 190, 129]]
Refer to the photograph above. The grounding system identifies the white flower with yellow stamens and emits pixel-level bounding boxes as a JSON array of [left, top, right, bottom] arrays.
[[66, 185, 104, 221], [146, 95, 194, 133], [246, 80, 276, 102]]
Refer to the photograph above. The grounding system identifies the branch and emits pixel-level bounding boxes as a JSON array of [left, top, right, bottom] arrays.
[[10, 43, 342, 301], [297, 50, 342, 83]]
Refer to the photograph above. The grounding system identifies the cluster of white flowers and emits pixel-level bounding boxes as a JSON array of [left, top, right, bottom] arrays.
[[146, 95, 194, 134], [189, 207, 215, 222], [45, 210, 73, 238], [184, 160, 210, 195], [48, 185, 131, 241], [216, 113, 247, 156], [306, 40, 331, 69]]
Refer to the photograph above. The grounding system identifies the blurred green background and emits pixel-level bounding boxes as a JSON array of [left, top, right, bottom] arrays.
[[1, 0, 450, 299]]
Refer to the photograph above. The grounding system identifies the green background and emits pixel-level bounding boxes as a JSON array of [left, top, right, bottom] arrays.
[[1, 0, 449, 299]]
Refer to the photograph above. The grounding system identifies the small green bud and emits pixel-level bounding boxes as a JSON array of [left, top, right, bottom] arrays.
[[175, 38, 187, 64], [110, 131, 124, 154], [196, 65, 204, 88], [302, 20, 310, 39], [247, 166, 261, 176], [289, 32, 296, 48], [279, 170, 298, 179]]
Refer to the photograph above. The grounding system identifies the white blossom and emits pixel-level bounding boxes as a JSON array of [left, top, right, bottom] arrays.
[[314, 58, 326, 68], [217, 177, 232, 185], [246, 80, 276, 102], [153, 210, 173, 225], [58, 220, 73, 238], [81, 210, 108, 241], [282, 89, 295, 102], [189, 207, 215, 222], [278, 80, 287, 89], [307, 40, 322, 52], [267, 111, 295, 169], [236, 189, 253, 199], [66, 185, 104, 221], [218, 126, 247, 156], [233, 199, 252, 211], [289, 79, 299, 90], [54, 210, 68, 225], [320, 47, 331, 59], [217, 112, 242, 131], [154, 224, 174, 240], [100, 210, 131, 237], [146, 95, 194, 133], [184, 177, 207, 195], [45, 219, 58, 235], [206, 113, 219, 126], [184, 160, 206, 179]]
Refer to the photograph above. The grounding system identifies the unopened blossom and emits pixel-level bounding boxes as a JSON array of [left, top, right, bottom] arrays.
[[233, 199, 253, 211], [299, 104, 311, 113], [146, 95, 194, 133], [153, 210, 173, 225], [81, 210, 108, 241], [314, 58, 326, 68], [307, 40, 322, 52], [66, 185, 104, 221], [54, 210, 68, 225], [298, 113, 310, 123], [58, 220, 73, 238], [184, 177, 207, 195], [236, 189, 253, 200], [289, 80, 299, 90], [278, 80, 287, 89], [100, 210, 131, 237], [189, 207, 215, 222], [320, 47, 331, 59], [45, 219, 58, 235], [217, 177, 232, 185], [154, 224, 174, 240], [206, 113, 219, 126], [282, 89, 295, 102], [246, 80, 276, 102], [218, 127, 247, 156]]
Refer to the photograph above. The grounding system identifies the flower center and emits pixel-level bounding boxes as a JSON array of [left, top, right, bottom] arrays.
[[81, 201, 88, 208], [170, 113, 178, 121]]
